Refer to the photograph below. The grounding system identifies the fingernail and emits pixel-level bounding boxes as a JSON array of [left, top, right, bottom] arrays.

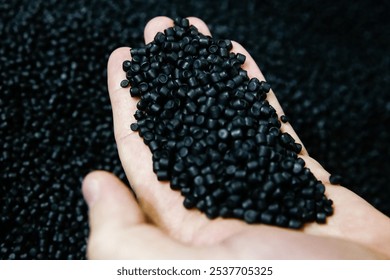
[[83, 176, 100, 208]]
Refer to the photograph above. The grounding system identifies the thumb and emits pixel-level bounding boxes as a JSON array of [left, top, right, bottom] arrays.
[[82, 171, 146, 259], [82, 171, 219, 259], [82, 171, 145, 231]]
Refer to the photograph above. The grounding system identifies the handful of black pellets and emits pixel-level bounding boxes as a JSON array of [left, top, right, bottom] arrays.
[[121, 17, 333, 229]]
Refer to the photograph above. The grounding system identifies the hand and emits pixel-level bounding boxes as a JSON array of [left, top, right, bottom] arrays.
[[82, 16, 390, 259]]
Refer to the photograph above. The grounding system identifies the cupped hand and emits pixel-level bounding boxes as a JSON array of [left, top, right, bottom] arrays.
[[82, 16, 390, 259]]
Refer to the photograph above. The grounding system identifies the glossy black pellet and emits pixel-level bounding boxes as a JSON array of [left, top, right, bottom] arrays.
[[241, 199, 253, 209], [236, 53, 246, 64], [324, 205, 334, 215], [244, 210, 258, 223], [316, 212, 327, 223], [260, 212, 273, 224], [205, 206, 218, 219], [260, 81, 271, 93], [280, 115, 289, 123], [247, 78, 258, 92], [231, 128, 243, 139], [219, 207, 230, 217], [183, 197, 196, 208], [329, 174, 343, 185], [130, 123, 139, 131], [292, 162, 303, 174], [122, 60, 132, 71], [232, 208, 244, 218], [195, 185, 207, 197], [194, 175, 204, 186], [288, 219, 303, 229], [275, 215, 289, 227], [131, 63, 141, 73], [218, 128, 229, 140], [301, 187, 315, 198], [148, 141, 159, 152], [120, 79, 130, 88]]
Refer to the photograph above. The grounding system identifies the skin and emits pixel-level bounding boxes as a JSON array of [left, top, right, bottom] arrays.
[[82, 16, 390, 259]]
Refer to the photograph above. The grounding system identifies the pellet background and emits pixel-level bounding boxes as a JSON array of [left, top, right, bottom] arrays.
[[0, 0, 389, 259]]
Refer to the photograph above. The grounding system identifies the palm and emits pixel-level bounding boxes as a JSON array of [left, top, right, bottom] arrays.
[[105, 16, 390, 259]]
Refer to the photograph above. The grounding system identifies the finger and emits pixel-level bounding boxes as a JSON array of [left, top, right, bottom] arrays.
[[107, 48, 163, 201], [90, 224, 225, 259], [108, 17, 213, 239], [81, 172, 218, 259], [107, 47, 136, 142], [230, 41, 309, 156], [82, 171, 145, 232], [225, 226, 386, 259], [144, 16, 173, 43], [187, 17, 212, 36], [82, 171, 145, 258]]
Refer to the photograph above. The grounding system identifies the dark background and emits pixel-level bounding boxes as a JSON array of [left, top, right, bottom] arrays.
[[1, 0, 389, 259]]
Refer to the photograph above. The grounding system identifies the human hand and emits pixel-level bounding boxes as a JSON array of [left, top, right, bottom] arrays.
[[82, 16, 390, 259]]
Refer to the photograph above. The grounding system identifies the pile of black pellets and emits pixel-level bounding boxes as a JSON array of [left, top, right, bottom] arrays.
[[122, 18, 333, 228], [1, 0, 389, 259]]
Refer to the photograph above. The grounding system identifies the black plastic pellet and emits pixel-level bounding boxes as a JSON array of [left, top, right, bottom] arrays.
[[120, 79, 130, 88], [218, 128, 229, 140], [224, 108, 236, 118], [173, 161, 185, 173], [260, 81, 271, 93], [206, 206, 218, 219], [281, 115, 289, 123], [205, 174, 217, 186], [247, 78, 260, 91], [235, 170, 247, 179], [149, 141, 159, 152], [226, 165, 237, 175], [130, 123, 139, 131], [183, 197, 196, 208], [315, 183, 326, 194], [195, 185, 207, 198], [131, 63, 141, 73], [316, 212, 327, 224], [123, 60, 132, 71], [130, 87, 140, 97], [236, 53, 246, 64], [329, 174, 343, 185], [139, 82, 149, 93], [194, 175, 204, 186], [288, 219, 303, 229], [292, 162, 303, 174], [301, 187, 315, 198], [219, 207, 230, 217], [179, 147, 189, 158], [158, 74, 168, 84], [188, 77, 198, 87], [209, 106, 221, 119], [231, 128, 243, 139], [275, 215, 289, 227], [153, 161, 160, 172], [241, 199, 253, 209], [324, 205, 334, 215], [260, 212, 274, 224], [188, 166, 199, 177], [232, 208, 244, 218], [157, 170, 169, 181], [244, 210, 258, 223], [185, 101, 197, 113]]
